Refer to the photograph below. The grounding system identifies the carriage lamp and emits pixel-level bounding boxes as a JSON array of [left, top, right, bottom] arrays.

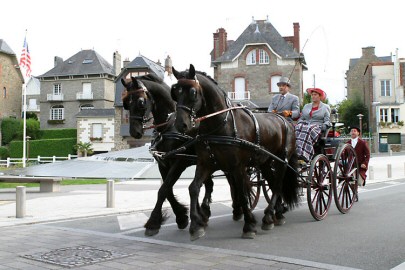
[[330, 108, 339, 124]]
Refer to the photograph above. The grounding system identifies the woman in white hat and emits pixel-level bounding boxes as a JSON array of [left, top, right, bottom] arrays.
[[295, 88, 331, 162]]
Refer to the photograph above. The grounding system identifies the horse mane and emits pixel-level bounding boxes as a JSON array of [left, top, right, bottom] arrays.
[[138, 73, 164, 84]]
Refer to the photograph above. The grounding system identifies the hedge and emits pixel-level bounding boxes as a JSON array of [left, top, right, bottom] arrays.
[[9, 138, 77, 158], [0, 146, 9, 159], [41, 129, 77, 139]]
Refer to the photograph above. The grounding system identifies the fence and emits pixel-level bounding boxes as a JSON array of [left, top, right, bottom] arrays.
[[0, 155, 78, 168]]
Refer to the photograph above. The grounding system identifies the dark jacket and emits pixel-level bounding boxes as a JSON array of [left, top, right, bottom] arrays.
[[347, 138, 370, 185]]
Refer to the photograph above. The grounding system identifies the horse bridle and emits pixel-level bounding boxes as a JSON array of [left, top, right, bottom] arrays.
[[122, 84, 153, 128], [174, 78, 203, 127]]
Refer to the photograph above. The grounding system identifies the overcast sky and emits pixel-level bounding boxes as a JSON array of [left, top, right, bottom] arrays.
[[2, 0, 403, 104]]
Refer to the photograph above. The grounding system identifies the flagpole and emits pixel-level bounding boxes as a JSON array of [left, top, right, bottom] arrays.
[[21, 30, 28, 168], [22, 82, 27, 168]]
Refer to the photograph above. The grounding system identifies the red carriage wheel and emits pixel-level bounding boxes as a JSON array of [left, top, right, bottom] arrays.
[[307, 154, 333, 221], [246, 167, 261, 210], [332, 144, 359, 213]]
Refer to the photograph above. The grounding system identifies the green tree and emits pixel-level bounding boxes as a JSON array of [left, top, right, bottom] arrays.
[[336, 96, 368, 134], [74, 142, 94, 157]]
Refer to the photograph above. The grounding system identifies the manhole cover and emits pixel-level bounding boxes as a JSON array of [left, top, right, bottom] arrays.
[[22, 245, 132, 268]]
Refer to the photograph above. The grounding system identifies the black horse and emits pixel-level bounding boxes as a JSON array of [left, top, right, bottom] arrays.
[[121, 74, 216, 236], [171, 64, 300, 240]]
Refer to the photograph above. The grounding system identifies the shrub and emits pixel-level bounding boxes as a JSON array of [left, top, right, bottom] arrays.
[[0, 146, 9, 159], [1, 118, 20, 145], [41, 129, 77, 139], [9, 138, 77, 158]]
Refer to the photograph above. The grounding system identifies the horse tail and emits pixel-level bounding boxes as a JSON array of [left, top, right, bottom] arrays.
[[281, 151, 300, 209]]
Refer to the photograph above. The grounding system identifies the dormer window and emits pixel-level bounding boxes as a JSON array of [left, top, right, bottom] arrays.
[[246, 50, 256, 65], [82, 59, 93, 64]]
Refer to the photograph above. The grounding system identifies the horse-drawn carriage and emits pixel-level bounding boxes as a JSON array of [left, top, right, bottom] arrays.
[[121, 65, 359, 240]]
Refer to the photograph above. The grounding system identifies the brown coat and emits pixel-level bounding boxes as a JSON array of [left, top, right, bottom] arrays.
[[346, 138, 370, 185]]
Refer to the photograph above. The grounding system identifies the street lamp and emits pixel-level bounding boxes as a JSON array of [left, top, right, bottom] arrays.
[[357, 114, 364, 137]]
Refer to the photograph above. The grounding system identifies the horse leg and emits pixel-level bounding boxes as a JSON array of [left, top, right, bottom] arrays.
[[224, 173, 243, 221], [200, 176, 213, 219], [274, 196, 286, 225], [233, 169, 256, 239], [189, 168, 211, 241], [144, 162, 188, 236]]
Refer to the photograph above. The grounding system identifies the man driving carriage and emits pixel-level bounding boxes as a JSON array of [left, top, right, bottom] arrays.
[[267, 77, 300, 123]]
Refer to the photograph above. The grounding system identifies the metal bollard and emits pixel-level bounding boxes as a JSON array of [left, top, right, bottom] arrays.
[[16, 186, 26, 218], [368, 166, 374, 180], [389, 149, 393, 156], [106, 180, 115, 208], [387, 164, 392, 178]]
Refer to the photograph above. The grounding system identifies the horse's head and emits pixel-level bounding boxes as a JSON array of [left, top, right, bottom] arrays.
[[121, 77, 152, 139], [171, 64, 204, 133]]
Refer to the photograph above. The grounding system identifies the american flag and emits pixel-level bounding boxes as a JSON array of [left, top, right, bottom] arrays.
[[19, 36, 32, 77]]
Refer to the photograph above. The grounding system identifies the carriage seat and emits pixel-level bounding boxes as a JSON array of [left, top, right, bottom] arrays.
[[314, 127, 336, 159]]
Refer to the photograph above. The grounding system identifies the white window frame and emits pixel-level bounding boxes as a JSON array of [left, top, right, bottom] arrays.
[[50, 105, 64, 120], [380, 80, 391, 96], [380, 108, 388, 122], [391, 108, 399, 123], [246, 50, 256, 65], [53, 84, 61, 95], [259, 49, 269, 64], [92, 123, 103, 138]]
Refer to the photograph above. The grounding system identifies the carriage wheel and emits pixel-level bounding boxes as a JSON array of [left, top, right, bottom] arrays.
[[307, 154, 333, 221], [332, 144, 359, 214], [246, 167, 261, 210]]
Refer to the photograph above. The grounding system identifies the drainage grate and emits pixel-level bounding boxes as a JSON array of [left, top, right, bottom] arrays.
[[22, 245, 132, 268]]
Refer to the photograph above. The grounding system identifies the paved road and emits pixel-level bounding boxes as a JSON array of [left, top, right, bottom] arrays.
[[0, 152, 404, 269]]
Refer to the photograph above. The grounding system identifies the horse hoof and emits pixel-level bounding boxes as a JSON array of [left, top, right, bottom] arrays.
[[274, 218, 286, 226], [190, 228, 205, 241], [233, 213, 243, 221], [176, 217, 189, 230], [145, 228, 159, 236], [261, 223, 274, 231], [242, 231, 256, 239]]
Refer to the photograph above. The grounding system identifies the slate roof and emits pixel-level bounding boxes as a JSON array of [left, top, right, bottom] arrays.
[[115, 54, 165, 82], [76, 108, 115, 118], [39, 49, 115, 77], [349, 56, 392, 69], [213, 20, 300, 64], [0, 39, 15, 55]]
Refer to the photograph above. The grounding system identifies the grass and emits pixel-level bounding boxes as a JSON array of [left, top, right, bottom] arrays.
[[0, 179, 110, 189]]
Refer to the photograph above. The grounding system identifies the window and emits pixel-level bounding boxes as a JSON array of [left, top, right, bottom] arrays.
[[380, 108, 388, 122], [380, 80, 391, 96], [270, 76, 281, 93], [3, 87, 6, 98], [80, 104, 94, 110], [122, 108, 129, 124], [50, 105, 64, 120], [391, 108, 399, 123], [259, 49, 269, 64], [82, 59, 93, 64], [53, 84, 61, 95], [126, 71, 148, 79], [246, 50, 256, 65], [92, 123, 103, 138]]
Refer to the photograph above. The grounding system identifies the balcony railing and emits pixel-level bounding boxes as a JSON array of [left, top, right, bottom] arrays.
[[76, 92, 94, 100], [27, 104, 40, 111], [47, 94, 64, 101], [227, 91, 251, 100]]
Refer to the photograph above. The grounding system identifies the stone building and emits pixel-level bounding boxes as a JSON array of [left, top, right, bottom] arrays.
[[0, 39, 24, 119], [211, 17, 306, 109], [37, 49, 119, 130]]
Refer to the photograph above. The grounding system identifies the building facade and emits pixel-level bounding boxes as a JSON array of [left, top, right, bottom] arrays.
[[0, 39, 24, 119], [211, 18, 306, 109], [37, 49, 119, 130]]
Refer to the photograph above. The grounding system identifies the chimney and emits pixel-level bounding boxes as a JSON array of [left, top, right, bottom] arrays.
[[54, 56, 63, 67], [165, 55, 173, 75], [293, 23, 300, 52], [123, 58, 130, 68], [213, 28, 227, 60], [362, 46, 376, 57], [113, 51, 121, 75]]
